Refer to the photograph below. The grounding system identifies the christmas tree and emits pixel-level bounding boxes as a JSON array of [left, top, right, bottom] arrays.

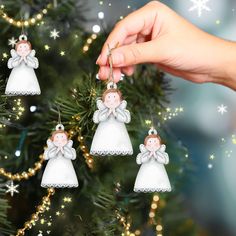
[[0, 1, 201, 235]]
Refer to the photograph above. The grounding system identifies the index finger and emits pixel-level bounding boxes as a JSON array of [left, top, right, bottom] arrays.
[[97, 1, 161, 65]]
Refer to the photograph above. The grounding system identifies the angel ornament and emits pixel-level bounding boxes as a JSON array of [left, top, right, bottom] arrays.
[[41, 124, 78, 188], [90, 82, 133, 156], [5, 34, 41, 96], [134, 128, 171, 192]]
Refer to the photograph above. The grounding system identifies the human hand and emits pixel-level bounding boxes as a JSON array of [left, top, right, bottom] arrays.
[[96, 1, 236, 90]]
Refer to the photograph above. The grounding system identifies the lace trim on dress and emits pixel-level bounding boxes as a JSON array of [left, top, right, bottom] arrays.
[[41, 183, 78, 188], [5, 90, 41, 96], [134, 187, 171, 193], [90, 150, 133, 156]]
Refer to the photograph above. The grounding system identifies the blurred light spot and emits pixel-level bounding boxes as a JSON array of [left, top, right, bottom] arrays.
[[92, 25, 101, 33]]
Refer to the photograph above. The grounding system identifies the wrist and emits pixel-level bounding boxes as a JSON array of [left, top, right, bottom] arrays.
[[210, 41, 236, 90]]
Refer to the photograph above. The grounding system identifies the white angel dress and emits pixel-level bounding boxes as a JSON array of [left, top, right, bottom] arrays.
[[134, 144, 171, 192], [41, 139, 78, 188], [90, 99, 133, 156], [5, 49, 41, 95]]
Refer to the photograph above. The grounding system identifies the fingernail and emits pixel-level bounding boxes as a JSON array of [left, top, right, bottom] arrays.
[[96, 55, 101, 64], [112, 52, 124, 66]]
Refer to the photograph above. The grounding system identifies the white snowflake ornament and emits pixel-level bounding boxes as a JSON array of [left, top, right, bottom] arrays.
[[5, 180, 19, 197], [189, 0, 211, 17]]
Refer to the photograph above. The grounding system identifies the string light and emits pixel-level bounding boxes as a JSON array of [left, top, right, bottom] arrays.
[[82, 33, 97, 53], [98, 11, 104, 19], [16, 188, 55, 236], [30, 106, 37, 113], [116, 194, 162, 235], [92, 24, 101, 33], [15, 150, 21, 157], [0, 4, 52, 27], [0, 154, 44, 181], [76, 127, 94, 169], [67, 114, 94, 168]]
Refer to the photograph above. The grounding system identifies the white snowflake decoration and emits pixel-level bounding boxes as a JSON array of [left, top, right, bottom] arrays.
[[8, 37, 17, 47], [5, 180, 19, 197], [50, 29, 60, 40], [217, 104, 227, 115], [189, 0, 211, 17]]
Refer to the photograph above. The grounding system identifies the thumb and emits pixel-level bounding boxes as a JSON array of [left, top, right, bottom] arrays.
[[109, 41, 162, 67]]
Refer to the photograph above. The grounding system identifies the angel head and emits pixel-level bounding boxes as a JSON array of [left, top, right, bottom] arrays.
[[15, 40, 32, 57], [144, 134, 161, 152], [51, 130, 69, 147], [102, 88, 122, 109]]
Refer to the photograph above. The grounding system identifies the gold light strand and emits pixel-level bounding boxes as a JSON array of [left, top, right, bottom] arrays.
[[149, 194, 163, 236], [77, 127, 94, 169], [69, 114, 94, 169], [16, 188, 55, 236], [0, 154, 44, 181], [0, 4, 52, 28], [116, 194, 162, 235], [116, 211, 132, 236], [82, 33, 98, 53]]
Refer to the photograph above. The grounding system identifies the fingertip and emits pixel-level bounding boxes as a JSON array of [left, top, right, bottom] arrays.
[[98, 66, 109, 80], [122, 66, 135, 76], [96, 52, 107, 66]]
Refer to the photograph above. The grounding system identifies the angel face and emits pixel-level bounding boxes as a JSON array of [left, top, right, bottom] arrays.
[[16, 42, 31, 57], [52, 133, 68, 147], [104, 92, 121, 109], [145, 137, 161, 152]]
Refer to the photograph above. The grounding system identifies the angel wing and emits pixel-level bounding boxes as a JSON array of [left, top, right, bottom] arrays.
[[136, 144, 150, 165], [65, 140, 73, 148], [29, 49, 36, 57], [159, 144, 166, 152], [46, 139, 55, 148], [93, 100, 109, 123], [139, 144, 148, 153], [10, 49, 18, 58], [93, 108, 109, 123], [44, 139, 57, 160], [119, 100, 127, 110], [96, 99, 107, 110], [7, 49, 21, 69], [26, 50, 39, 69]]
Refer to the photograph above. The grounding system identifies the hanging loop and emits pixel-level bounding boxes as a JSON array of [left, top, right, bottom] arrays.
[[107, 81, 117, 89], [19, 34, 27, 41], [148, 127, 158, 135], [56, 124, 64, 131]]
